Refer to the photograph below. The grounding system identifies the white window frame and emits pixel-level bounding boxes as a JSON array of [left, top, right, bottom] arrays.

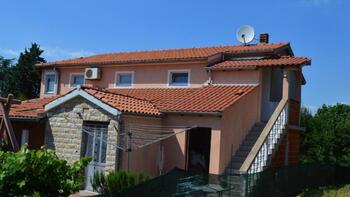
[[167, 69, 191, 87], [114, 71, 134, 88], [21, 129, 29, 146], [43, 70, 58, 95], [69, 73, 85, 88]]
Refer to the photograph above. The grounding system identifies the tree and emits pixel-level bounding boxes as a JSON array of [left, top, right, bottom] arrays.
[[0, 56, 15, 97], [300, 104, 350, 167], [12, 43, 46, 100], [0, 147, 90, 196]]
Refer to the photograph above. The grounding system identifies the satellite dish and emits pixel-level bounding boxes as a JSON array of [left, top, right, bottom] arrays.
[[236, 25, 255, 45]]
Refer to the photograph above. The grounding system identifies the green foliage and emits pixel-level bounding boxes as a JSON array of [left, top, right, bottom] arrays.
[[92, 170, 152, 195], [301, 104, 350, 167], [0, 43, 45, 99], [0, 147, 91, 197], [0, 56, 15, 97], [13, 43, 46, 100], [299, 184, 350, 197]]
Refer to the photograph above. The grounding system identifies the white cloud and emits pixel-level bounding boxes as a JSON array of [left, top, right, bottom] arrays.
[[42, 47, 95, 60], [0, 48, 21, 58], [0, 47, 95, 61]]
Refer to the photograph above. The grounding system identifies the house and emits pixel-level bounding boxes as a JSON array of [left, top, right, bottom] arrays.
[[5, 35, 310, 190]]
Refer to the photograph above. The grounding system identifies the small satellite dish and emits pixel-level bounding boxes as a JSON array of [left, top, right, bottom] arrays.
[[236, 25, 255, 45]]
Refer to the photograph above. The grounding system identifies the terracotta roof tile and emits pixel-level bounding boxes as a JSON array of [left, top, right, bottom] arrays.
[[210, 57, 310, 70], [6, 85, 258, 118], [108, 85, 258, 113], [37, 43, 290, 67], [2, 96, 58, 119], [82, 87, 161, 115]]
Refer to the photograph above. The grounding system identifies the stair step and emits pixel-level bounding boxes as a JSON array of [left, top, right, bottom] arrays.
[[235, 150, 250, 157], [228, 162, 242, 169], [231, 156, 245, 163], [241, 139, 256, 146], [238, 145, 253, 152]]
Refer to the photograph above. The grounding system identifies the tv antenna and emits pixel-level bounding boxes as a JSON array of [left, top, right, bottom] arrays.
[[236, 25, 255, 45]]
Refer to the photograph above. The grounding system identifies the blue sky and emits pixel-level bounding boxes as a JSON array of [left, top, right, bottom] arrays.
[[0, 0, 349, 110]]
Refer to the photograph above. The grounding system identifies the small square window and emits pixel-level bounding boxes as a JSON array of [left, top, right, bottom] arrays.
[[116, 72, 133, 87], [169, 71, 189, 86], [45, 74, 56, 94], [71, 74, 85, 87]]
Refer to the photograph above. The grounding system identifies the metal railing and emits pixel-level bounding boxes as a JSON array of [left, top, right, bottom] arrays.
[[240, 99, 289, 174], [236, 99, 289, 195], [249, 102, 288, 174]]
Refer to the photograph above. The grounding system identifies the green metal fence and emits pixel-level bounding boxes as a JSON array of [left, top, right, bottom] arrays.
[[94, 164, 350, 197]]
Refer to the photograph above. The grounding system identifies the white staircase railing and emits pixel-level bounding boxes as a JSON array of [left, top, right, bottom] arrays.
[[240, 99, 289, 174]]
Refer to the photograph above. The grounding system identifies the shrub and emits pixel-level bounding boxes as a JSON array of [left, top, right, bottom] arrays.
[[0, 147, 90, 196], [92, 170, 152, 195]]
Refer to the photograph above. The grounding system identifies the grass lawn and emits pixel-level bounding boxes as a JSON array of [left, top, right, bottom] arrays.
[[298, 184, 350, 197]]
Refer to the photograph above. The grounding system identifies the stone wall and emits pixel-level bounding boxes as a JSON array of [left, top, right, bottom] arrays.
[[45, 96, 119, 172]]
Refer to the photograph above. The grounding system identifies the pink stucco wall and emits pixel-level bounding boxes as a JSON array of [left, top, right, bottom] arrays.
[[211, 70, 260, 85], [119, 86, 261, 176], [161, 115, 222, 174], [40, 62, 209, 97], [120, 114, 223, 176], [120, 115, 163, 176], [219, 86, 261, 173]]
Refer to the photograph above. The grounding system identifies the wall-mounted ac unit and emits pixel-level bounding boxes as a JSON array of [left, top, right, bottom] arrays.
[[85, 67, 101, 80]]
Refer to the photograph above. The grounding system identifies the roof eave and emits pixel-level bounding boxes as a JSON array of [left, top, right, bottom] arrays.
[[163, 111, 223, 116], [2, 116, 44, 122], [35, 57, 208, 68], [45, 87, 122, 117]]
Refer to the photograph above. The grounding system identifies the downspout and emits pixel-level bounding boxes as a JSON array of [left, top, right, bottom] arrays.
[[208, 69, 213, 85], [115, 113, 123, 170]]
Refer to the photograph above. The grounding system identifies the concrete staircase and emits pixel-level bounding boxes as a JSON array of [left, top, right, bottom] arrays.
[[226, 122, 266, 174], [217, 122, 267, 197]]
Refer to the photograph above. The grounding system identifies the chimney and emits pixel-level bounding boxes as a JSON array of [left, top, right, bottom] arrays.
[[259, 33, 269, 44]]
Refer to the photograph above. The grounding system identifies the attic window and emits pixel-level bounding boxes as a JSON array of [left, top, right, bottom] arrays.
[[168, 70, 190, 87]]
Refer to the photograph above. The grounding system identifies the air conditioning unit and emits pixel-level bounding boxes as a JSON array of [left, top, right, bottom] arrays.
[[85, 67, 101, 80]]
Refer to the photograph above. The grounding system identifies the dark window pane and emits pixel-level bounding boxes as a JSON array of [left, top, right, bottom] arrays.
[[72, 75, 84, 87], [171, 73, 188, 85], [45, 74, 56, 93], [117, 73, 132, 86]]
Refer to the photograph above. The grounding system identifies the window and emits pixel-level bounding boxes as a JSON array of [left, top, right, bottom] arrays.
[[70, 74, 85, 88], [168, 70, 190, 87], [45, 73, 57, 94], [21, 129, 29, 146], [115, 72, 133, 87]]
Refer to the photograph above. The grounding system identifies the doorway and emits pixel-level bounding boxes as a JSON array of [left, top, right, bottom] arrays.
[[81, 121, 108, 191], [186, 127, 211, 174]]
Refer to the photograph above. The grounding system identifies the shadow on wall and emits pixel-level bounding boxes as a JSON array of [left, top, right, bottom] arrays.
[[120, 133, 186, 177]]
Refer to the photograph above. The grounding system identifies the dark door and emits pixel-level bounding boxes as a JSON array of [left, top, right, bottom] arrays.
[[187, 127, 211, 173]]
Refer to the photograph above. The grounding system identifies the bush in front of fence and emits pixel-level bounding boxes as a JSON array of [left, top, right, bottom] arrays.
[[0, 147, 91, 197], [92, 170, 152, 195]]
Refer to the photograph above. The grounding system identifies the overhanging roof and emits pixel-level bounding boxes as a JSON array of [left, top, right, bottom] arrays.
[[36, 43, 291, 67]]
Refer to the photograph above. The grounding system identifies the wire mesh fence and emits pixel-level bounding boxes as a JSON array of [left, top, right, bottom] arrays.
[[93, 164, 350, 197]]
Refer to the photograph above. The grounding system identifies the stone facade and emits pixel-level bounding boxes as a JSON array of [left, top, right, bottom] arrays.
[[45, 96, 119, 172]]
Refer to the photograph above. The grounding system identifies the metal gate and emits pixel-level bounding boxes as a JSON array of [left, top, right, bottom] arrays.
[[82, 122, 108, 191]]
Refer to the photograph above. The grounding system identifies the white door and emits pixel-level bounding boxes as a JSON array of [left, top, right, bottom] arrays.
[[82, 122, 108, 191]]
